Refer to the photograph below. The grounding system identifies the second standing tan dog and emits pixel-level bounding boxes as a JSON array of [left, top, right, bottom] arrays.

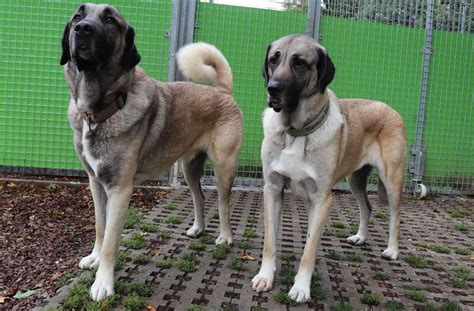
[[60, 4, 242, 301], [252, 34, 406, 302]]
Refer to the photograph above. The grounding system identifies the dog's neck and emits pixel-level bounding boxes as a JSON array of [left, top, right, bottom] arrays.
[[66, 62, 133, 113], [278, 91, 330, 131]]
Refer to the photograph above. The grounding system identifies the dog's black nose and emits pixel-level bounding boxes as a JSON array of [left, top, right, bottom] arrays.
[[74, 21, 95, 36], [267, 81, 283, 97]]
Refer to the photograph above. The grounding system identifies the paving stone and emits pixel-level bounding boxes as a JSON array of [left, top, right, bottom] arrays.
[[42, 189, 474, 310]]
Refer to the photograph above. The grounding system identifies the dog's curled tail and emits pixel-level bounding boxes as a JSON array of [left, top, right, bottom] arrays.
[[177, 42, 233, 93]]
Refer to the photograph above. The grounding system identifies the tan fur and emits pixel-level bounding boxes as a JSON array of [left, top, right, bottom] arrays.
[[177, 42, 233, 92], [62, 4, 242, 301], [252, 35, 406, 303]]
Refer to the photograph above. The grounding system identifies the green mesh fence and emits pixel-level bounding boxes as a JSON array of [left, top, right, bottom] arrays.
[[0, 1, 472, 194], [0, 0, 171, 174], [193, 2, 307, 184], [319, 0, 473, 193]]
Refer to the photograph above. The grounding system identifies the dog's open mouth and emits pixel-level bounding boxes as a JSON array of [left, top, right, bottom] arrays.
[[268, 98, 282, 112]]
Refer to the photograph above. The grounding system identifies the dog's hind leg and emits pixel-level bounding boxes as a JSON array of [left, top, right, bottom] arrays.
[[377, 163, 403, 260], [209, 130, 241, 245], [346, 165, 373, 246], [80, 176, 107, 269], [182, 152, 207, 238]]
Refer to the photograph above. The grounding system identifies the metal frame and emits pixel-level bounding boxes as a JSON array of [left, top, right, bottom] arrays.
[[306, 0, 322, 42], [167, 0, 197, 186], [410, 0, 435, 196]]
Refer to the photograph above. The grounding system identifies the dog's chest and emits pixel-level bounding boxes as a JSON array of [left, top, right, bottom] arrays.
[[81, 121, 102, 176], [270, 138, 319, 198]]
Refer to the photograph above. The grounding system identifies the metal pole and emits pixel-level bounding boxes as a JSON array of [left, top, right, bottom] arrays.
[[306, 0, 322, 42], [167, 0, 197, 186], [460, 0, 467, 34], [411, 0, 435, 195]]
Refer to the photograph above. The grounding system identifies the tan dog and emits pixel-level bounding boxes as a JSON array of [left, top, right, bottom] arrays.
[[252, 34, 406, 302], [60, 4, 242, 301]]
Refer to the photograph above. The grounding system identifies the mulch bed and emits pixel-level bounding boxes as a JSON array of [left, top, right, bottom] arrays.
[[0, 175, 164, 310]]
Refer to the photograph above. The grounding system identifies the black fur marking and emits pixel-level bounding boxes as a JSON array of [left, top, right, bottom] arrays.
[[315, 48, 335, 93], [97, 165, 115, 186], [262, 44, 271, 87], [121, 27, 141, 71], [60, 23, 71, 65]]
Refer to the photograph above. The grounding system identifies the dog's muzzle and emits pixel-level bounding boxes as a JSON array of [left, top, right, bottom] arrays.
[[72, 21, 96, 60], [267, 80, 284, 112]]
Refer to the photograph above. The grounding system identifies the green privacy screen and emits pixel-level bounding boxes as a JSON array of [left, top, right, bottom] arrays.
[[0, 0, 171, 172]]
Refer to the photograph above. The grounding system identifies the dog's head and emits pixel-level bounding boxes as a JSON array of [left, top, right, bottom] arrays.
[[60, 4, 140, 72], [262, 34, 335, 113]]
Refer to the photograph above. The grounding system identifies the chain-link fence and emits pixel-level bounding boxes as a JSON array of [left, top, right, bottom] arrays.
[[0, 0, 472, 195]]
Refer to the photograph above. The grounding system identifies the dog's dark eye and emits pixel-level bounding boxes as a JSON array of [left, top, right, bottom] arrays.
[[293, 56, 306, 67], [104, 16, 115, 24], [269, 51, 280, 65], [72, 14, 81, 21]]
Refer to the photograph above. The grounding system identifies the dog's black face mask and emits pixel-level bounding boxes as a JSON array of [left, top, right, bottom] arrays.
[[262, 35, 335, 113], [60, 4, 140, 72]]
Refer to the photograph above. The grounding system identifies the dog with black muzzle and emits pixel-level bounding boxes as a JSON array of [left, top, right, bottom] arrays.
[[252, 34, 406, 302], [60, 4, 242, 301]]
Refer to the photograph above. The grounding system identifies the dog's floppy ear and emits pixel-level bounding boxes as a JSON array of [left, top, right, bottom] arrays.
[[60, 23, 71, 65], [262, 44, 271, 87], [122, 26, 141, 71], [316, 47, 335, 93]]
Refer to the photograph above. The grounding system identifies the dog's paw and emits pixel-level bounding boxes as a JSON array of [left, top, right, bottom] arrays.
[[347, 234, 367, 246], [215, 233, 233, 245], [79, 253, 100, 269], [252, 273, 274, 292], [186, 225, 204, 238], [90, 273, 114, 301], [381, 247, 399, 260], [288, 284, 310, 303]]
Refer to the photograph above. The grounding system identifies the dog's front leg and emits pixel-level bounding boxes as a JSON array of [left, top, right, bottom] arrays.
[[252, 180, 283, 292], [80, 176, 107, 269], [289, 193, 332, 303], [90, 184, 133, 301]]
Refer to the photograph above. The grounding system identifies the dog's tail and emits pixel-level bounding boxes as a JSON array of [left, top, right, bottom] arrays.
[[177, 42, 233, 93]]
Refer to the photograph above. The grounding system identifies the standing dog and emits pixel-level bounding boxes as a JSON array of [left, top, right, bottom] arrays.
[[60, 4, 242, 301], [252, 35, 406, 302]]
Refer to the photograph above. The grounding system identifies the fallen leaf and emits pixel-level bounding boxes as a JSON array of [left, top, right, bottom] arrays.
[[146, 304, 157, 311], [13, 290, 37, 299], [240, 251, 256, 261]]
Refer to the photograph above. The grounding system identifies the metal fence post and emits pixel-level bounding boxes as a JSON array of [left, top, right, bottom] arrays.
[[168, 0, 197, 186], [410, 0, 435, 197], [306, 0, 321, 42]]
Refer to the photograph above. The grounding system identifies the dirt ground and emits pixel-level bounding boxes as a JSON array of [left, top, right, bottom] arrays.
[[0, 175, 165, 310], [0, 175, 473, 310]]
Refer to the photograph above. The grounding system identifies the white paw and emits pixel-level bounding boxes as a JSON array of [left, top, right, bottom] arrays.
[[288, 284, 311, 303], [347, 234, 367, 246], [382, 247, 399, 260], [252, 272, 274, 292], [90, 272, 114, 301], [79, 253, 100, 269], [215, 232, 233, 245], [187, 225, 204, 238]]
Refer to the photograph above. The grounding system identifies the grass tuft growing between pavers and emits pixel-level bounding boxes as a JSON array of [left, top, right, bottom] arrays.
[[124, 208, 142, 229], [122, 232, 147, 249]]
